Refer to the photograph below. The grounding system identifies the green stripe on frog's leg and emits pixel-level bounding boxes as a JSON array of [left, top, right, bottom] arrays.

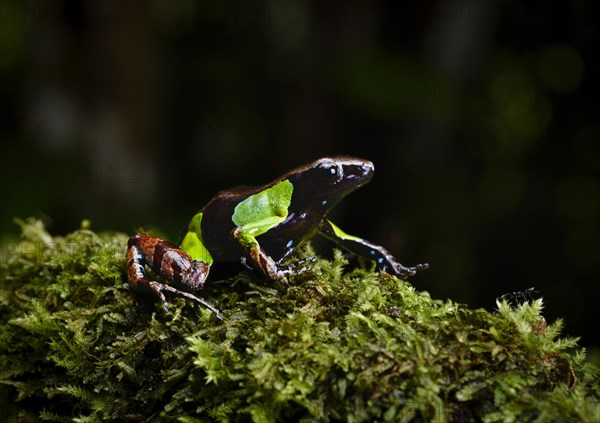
[[318, 220, 428, 279], [325, 220, 365, 243], [180, 212, 214, 265], [318, 220, 394, 267]]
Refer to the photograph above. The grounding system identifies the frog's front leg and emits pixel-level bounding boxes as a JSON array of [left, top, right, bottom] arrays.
[[126, 233, 222, 320], [232, 228, 315, 280], [318, 220, 428, 279]]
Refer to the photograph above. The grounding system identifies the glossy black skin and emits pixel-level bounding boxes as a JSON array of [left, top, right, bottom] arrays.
[[201, 157, 374, 263]]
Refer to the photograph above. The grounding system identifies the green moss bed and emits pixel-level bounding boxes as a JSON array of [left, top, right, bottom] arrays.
[[0, 219, 598, 422]]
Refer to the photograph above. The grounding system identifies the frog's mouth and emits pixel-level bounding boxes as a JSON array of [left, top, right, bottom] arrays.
[[335, 158, 374, 190], [343, 160, 374, 186]]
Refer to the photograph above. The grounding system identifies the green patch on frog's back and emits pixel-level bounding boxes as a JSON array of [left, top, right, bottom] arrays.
[[232, 179, 293, 236]]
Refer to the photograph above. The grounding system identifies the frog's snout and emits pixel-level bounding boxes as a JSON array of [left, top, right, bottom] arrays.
[[360, 161, 374, 176], [355, 160, 374, 184]]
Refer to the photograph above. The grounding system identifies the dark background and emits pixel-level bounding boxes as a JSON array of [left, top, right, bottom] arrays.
[[1, 1, 598, 351]]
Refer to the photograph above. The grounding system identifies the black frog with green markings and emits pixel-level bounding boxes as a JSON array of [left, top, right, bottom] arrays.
[[127, 156, 428, 320]]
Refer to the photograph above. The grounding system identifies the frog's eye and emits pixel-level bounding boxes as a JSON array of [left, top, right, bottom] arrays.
[[318, 161, 341, 182]]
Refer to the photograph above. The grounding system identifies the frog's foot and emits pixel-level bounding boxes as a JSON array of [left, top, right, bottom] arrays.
[[392, 262, 429, 279], [285, 256, 317, 276], [271, 256, 317, 283], [137, 279, 223, 321], [241, 254, 317, 280]]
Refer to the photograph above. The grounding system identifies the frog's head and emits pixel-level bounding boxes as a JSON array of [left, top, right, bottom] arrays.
[[286, 156, 374, 211]]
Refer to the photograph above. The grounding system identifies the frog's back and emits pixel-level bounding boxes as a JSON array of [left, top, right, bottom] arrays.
[[200, 186, 257, 261]]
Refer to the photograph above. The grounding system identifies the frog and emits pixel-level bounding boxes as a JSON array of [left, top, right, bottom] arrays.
[[126, 156, 428, 320]]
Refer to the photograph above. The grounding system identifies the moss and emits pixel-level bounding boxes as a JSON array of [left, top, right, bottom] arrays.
[[1, 218, 599, 422]]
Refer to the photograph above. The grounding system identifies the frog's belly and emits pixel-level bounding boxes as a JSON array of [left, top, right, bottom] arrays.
[[205, 230, 309, 264]]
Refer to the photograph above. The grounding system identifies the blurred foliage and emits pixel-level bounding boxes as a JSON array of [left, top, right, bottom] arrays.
[[0, 1, 598, 348], [1, 219, 599, 421]]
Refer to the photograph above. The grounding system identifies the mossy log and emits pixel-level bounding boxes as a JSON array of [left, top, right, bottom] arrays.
[[1, 219, 598, 422]]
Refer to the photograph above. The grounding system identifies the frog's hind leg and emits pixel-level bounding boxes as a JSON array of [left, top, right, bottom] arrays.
[[126, 233, 222, 320]]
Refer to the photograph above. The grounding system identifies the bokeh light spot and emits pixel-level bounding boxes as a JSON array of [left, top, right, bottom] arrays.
[[491, 72, 535, 110], [539, 44, 584, 94]]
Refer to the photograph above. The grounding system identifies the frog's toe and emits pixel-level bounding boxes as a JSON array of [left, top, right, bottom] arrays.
[[290, 256, 316, 275], [145, 280, 222, 320], [399, 262, 429, 278], [397, 267, 416, 279], [144, 280, 170, 312], [293, 256, 317, 266]]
